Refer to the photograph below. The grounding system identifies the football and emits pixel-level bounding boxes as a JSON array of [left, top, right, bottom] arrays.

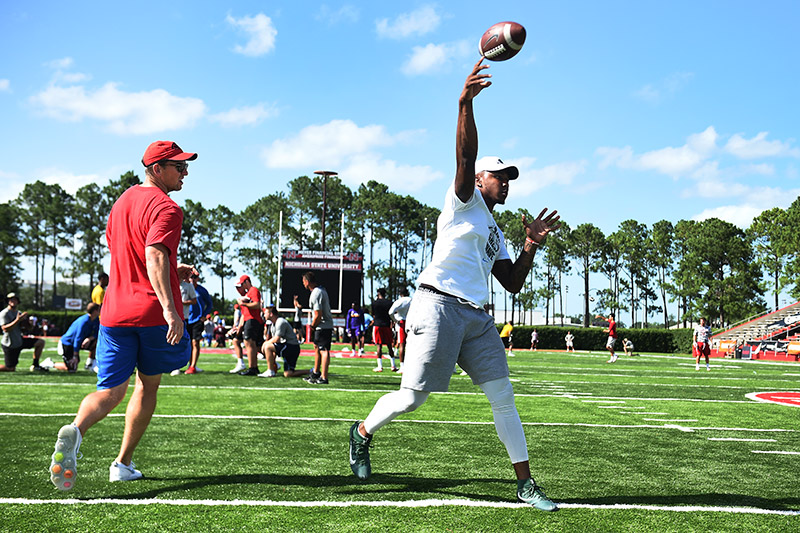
[[479, 21, 526, 61]]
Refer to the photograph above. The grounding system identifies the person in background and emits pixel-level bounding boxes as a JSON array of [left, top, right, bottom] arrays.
[[302, 271, 333, 385], [564, 331, 575, 353], [235, 275, 265, 376], [371, 288, 398, 372], [50, 303, 100, 372], [500, 321, 514, 357], [1, 292, 47, 372], [389, 287, 412, 372], [92, 273, 109, 305]]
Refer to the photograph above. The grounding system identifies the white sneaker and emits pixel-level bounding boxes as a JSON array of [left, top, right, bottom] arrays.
[[84, 358, 95, 369], [40, 357, 55, 369], [230, 361, 246, 373], [109, 460, 143, 482], [170, 369, 181, 376], [50, 424, 82, 491], [258, 369, 277, 378], [358, 349, 364, 356]]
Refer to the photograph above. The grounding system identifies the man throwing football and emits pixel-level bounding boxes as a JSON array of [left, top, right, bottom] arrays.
[[348, 58, 561, 511]]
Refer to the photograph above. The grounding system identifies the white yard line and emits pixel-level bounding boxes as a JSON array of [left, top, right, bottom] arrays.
[[708, 438, 776, 442], [643, 419, 698, 422], [0, 497, 797, 515], [0, 412, 794, 434], [751, 450, 800, 455]]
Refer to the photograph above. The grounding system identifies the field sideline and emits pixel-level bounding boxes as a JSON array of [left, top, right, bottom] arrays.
[[1, 340, 799, 532]]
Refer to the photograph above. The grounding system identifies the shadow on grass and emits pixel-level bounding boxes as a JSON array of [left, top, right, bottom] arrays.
[[88, 472, 513, 503], [560, 493, 800, 512]]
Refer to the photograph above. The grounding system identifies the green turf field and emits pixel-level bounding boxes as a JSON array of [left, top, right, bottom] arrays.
[[1, 340, 799, 532]]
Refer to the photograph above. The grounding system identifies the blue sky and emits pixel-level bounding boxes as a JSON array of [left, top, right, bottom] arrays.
[[2, 1, 799, 316]]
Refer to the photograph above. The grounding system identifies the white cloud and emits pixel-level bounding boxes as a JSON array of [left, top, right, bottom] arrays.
[[724, 131, 800, 159], [30, 82, 206, 135], [209, 103, 278, 127], [634, 72, 693, 103], [0, 79, 9, 92], [692, 186, 800, 228], [693, 204, 765, 228], [401, 40, 471, 76], [227, 13, 277, 57], [261, 119, 438, 191], [37, 169, 103, 195], [597, 126, 718, 176], [376, 5, 441, 39], [511, 158, 588, 196], [341, 153, 443, 191], [316, 4, 359, 24], [262, 119, 398, 168], [45, 57, 74, 70], [42, 56, 90, 84], [0, 168, 102, 203]]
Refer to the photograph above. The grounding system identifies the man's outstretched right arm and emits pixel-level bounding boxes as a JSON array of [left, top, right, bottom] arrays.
[[455, 58, 491, 203]]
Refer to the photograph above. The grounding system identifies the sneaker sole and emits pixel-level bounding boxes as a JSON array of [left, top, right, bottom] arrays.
[[50, 425, 80, 491]]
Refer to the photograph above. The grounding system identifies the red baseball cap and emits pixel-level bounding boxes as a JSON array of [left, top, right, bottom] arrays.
[[235, 275, 251, 287], [142, 141, 198, 167]]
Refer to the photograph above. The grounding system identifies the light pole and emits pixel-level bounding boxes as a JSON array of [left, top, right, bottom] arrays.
[[314, 170, 337, 250]]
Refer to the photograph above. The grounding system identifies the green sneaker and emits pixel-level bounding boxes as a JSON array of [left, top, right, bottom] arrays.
[[517, 478, 559, 511], [348, 421, 372, 480]]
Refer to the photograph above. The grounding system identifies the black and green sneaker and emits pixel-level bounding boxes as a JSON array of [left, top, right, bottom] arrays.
[[517, 478, 559, 511], [348, 421, 372, 480]]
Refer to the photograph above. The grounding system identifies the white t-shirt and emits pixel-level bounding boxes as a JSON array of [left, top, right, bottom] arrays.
[[180, 281, 196, 320], [416, 185, 510, 307], [694, 324, 711, 343], [389, 296, 412, 322]]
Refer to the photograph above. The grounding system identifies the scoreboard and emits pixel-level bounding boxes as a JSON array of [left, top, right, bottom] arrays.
[[278, 250, 363, 313]]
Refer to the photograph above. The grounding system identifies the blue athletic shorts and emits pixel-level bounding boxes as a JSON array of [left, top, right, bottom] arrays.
[[95, 325, 191, 389]]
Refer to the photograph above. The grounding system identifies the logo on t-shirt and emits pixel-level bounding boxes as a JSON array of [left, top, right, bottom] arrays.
[[484, 225, 501, 263]]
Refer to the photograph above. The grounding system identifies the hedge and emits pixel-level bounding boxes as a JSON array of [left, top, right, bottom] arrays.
[[23, 311, 236, 338], [505, 324, 694, 354]]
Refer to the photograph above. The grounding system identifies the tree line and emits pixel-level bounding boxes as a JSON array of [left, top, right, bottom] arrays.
[[2, 171, 796, 329]]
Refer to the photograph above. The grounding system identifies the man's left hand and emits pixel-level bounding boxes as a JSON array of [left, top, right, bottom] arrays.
[[523, 208, 561, 245]]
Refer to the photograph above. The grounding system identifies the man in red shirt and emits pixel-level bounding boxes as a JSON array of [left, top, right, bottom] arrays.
[[235, 274, 265, 376], [597, 313, 618, 363], [50, 141, 197, 491]]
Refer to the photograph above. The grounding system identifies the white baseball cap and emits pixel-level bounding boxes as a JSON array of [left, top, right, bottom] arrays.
[[474, 156, 519, 180]]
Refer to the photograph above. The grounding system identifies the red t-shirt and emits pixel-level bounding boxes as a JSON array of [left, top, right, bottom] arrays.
[[101, 185, 184, 327], [241, 286, 264, 324], [608, 319, 617, 338]]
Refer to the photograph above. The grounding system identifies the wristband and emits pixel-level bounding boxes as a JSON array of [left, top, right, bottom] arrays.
[[525, 237, 538, 246]]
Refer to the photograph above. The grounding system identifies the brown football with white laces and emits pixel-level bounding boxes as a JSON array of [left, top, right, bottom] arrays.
[[479, 21, 526, 61]]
